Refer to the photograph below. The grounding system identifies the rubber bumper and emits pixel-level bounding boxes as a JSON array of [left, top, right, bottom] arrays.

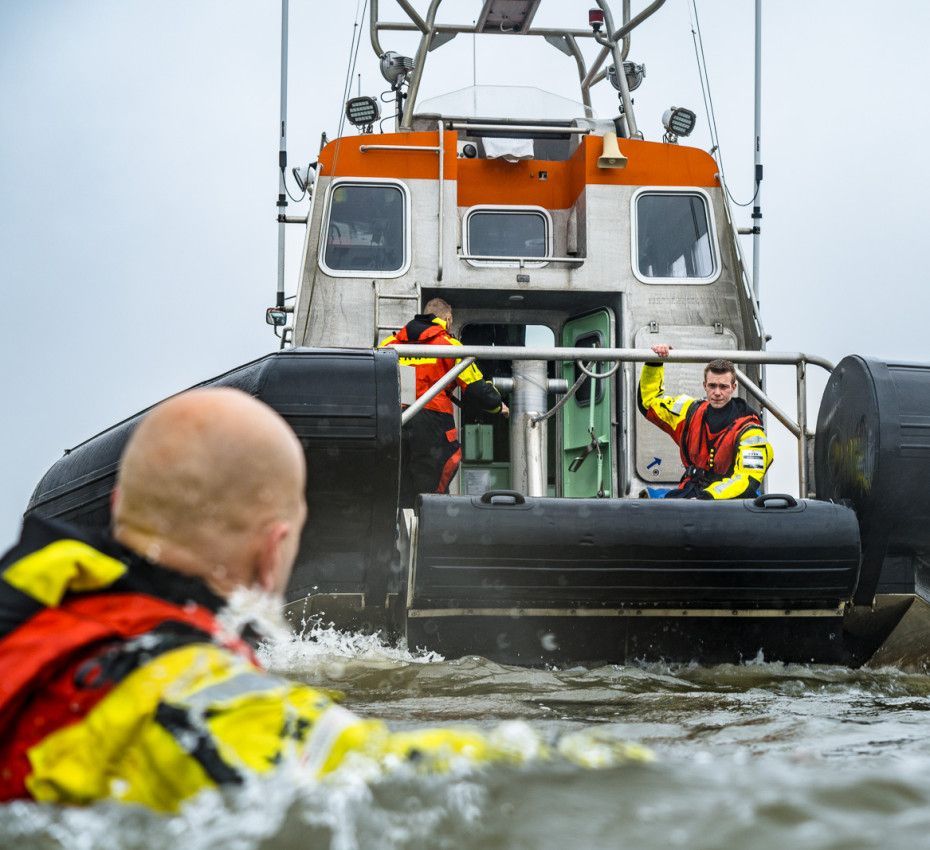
[[411, 491, 860, 609], [26, 347, 402, 606], [815, 355, 930, 603]]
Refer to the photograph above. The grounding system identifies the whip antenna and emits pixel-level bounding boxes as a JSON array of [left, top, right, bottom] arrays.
[[275, 0, 289, 311]]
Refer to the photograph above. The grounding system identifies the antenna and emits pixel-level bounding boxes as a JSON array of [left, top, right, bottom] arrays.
[[275, 0, 289, 311], [752, 0, 763, 308]]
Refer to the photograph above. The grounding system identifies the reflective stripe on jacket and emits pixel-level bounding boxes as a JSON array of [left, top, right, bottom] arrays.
[[0, 518, 525, 811], [379, 316, 501, 415], [637, 362, 773, 499]]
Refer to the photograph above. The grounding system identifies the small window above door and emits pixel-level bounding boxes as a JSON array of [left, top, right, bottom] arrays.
[[464, 206, 552, 267]]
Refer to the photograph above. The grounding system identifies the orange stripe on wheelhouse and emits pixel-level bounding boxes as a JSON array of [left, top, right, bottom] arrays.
[[320, 132, 719, 209]]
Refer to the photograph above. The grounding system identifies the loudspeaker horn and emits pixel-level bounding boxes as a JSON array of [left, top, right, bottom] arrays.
[[597, 130, 627, 169]]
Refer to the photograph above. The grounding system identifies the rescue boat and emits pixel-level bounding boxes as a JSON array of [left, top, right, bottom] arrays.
[[27, 2, 930, 668]]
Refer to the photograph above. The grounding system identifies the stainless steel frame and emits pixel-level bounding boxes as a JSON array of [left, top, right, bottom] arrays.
[[369, 1, 669, 127], [393, 344, 832, 497]]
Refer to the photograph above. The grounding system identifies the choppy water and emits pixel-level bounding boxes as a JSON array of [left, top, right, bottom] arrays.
[[5, 624, 930, 850]]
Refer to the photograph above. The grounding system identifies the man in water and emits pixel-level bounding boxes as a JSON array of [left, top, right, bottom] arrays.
[[0, 388, 646, 812], [380, 298, 508, 506], [638, 344, 773, 499]]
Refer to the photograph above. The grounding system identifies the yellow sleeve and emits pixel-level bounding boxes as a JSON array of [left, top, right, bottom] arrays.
[[637, 362, 696, 440], [25, 642, 655, 812], [445, 336, 485, 386], [25, 644, 357, 811], [701, 426, 774, 500]]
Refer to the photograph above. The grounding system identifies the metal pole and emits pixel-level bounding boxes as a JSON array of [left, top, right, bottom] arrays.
[[275, 0, 289, 310], [752, 0, 762, 306], [796, 361, 808, 497], [390, 345, 835, 372], [733, 368, 800, 438], [401, 357, 475, 425], [436, 120, 443, 281], [524, 417, 546, 497], [511, 360, 549, 496], [594, 0, 639, 139], [401, 0, 442, 129]]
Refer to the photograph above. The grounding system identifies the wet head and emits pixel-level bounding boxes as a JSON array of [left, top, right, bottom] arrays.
[[111, 387, 307, 599]]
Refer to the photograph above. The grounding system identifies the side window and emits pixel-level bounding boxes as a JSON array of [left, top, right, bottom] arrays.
[[464, 207, 550, 265], [634, 192, 717, 283], [321, 182, 406, 275]]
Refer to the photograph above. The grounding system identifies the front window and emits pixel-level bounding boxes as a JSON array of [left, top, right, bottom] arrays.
[[465, 207, 550, 265], [634, 191, 717, 282], [321, 182, 406, 275]]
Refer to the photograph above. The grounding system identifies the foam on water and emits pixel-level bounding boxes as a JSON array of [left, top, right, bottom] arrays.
[[6, 622, 930, 849], [258, 618, 444, 677]]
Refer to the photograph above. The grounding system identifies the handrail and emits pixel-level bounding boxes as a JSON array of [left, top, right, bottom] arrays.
[[458, 253, 583, 267], [376, 22, 601, 40], [448, 123, 591, 135], [390, 345, 834, 372], [400, 357, 475, 425], [391, 344, 831, 497]]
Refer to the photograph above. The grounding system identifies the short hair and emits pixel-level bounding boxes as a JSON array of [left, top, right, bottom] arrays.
[[423, 297, 452, 322], [704, 358, 736, 382]]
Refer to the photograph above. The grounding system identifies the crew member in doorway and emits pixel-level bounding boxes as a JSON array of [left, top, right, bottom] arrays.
[[380, 298, 508, 506], [637, 344, 773, 499], [0, 388, 649, 812]]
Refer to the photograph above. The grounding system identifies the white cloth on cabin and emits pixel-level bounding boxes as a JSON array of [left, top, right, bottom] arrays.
[[482, 137, 534, 162]]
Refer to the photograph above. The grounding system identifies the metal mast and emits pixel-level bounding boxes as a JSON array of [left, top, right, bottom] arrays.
[[275, 0, 289, 310], [752, 0, 762, 306]]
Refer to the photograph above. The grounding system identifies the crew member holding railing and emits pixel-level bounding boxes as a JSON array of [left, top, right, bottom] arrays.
[[380, 298, 508, 507], [638, 344, 773, 499]]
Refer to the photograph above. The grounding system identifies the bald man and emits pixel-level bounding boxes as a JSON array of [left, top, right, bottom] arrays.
[[0, 389, 652, 811]]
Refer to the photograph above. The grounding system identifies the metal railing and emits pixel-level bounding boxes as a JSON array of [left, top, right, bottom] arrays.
[[370, 1, 668, 129], [391, 345, 833, 498]]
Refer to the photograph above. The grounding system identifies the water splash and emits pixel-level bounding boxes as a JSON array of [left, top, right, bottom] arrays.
[[259, 618, 444, 680]]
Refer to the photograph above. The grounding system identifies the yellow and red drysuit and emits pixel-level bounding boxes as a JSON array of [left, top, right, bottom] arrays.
[[637, 362, 773, 499], [380, 315, 504, 505], [0, 517, 530, 812]]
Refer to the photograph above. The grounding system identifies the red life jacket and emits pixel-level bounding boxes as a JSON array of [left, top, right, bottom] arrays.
[[385, 323, 460, 415], [0, 591, 255, 801], [679, 400, 762, 483]]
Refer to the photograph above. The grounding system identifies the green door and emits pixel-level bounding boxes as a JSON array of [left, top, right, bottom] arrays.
[[560, 309, 615, 498]]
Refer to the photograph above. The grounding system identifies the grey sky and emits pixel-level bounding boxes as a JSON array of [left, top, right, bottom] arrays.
[[2, 1, 928, 545]]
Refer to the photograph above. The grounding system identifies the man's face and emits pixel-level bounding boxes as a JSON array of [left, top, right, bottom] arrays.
[[703, 370, 736, 409]]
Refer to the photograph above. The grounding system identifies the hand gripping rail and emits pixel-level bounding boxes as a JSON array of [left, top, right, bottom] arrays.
[[390, 345, 834, 498]]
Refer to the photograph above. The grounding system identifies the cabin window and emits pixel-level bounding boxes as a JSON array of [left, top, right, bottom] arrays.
[[321, 181, 408, 276], [633, 191, 718, 283], [464, 206, 551, 266]]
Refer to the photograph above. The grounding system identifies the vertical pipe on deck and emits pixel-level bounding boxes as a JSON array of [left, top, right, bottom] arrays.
[[511, 361, 549, 496], [436, 120, 444, 281], [796, 360, 808, 498]]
